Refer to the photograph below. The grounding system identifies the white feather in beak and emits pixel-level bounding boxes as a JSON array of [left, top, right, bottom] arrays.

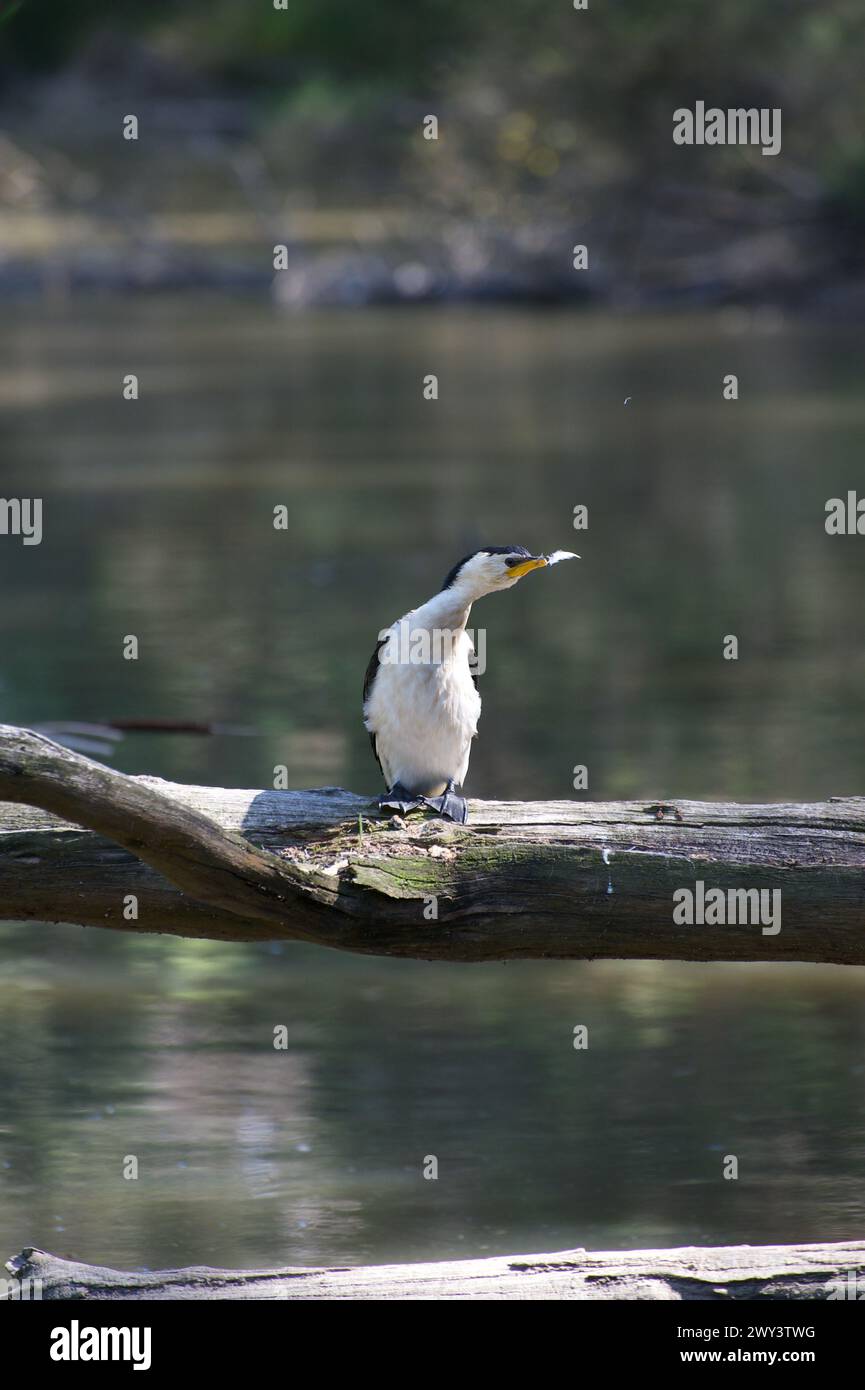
[[543, 550, 580, 565]]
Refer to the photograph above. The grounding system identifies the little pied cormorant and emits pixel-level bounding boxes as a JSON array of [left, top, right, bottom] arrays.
[[363, 546, 578, 823]]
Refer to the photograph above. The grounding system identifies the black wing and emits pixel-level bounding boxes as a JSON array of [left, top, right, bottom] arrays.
[[362, 637, 387, 778], [468, 652, 479, 694]]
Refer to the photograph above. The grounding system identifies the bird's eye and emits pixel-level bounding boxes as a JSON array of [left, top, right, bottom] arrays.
[[505, 556, 524, 568]]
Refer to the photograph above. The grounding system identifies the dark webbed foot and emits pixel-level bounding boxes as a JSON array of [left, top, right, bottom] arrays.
[[376, 781, 468, 823], [422, 782, 468, 824], [377, 783, 427, 815]]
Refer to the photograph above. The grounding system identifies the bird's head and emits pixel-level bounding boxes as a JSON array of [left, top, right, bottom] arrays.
[[441, 546, 553, 601]]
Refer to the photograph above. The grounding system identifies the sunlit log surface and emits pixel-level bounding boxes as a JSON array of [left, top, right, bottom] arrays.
[[2, 723, 865, 963], [7, 1242, 865, 1301]]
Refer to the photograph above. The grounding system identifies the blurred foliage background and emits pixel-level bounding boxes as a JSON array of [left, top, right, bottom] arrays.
[[1, 0, 864, 304]]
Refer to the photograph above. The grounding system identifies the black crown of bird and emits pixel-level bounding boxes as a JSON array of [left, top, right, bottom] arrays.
[[363, 546, 578, 823]]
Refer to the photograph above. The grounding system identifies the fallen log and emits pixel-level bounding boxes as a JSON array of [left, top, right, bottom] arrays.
[[6, 1241, 865, 1301], [2, 722, 865, 963]]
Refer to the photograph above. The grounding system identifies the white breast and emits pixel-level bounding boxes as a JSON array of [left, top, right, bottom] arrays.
[[364, 615, 481, 797]]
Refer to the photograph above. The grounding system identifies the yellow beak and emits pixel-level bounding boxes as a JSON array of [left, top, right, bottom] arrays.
[[507, 556, 548, 580]]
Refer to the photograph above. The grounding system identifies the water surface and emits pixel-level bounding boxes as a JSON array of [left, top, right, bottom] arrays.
[[1, 300, 864, 1268]]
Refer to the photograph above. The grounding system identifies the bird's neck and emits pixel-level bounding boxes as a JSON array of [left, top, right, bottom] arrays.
[[415, 588, 473, 632]]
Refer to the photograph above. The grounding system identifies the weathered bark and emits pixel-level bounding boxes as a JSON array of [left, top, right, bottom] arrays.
[[2, 722, 865, 963], [7, 1241, 864, 1301]]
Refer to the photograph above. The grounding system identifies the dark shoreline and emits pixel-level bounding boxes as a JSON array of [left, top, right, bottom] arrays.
[[2, 246, 863, 315]]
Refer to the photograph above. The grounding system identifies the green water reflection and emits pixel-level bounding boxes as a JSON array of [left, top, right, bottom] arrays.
[[1, 300, 864, 1267]]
